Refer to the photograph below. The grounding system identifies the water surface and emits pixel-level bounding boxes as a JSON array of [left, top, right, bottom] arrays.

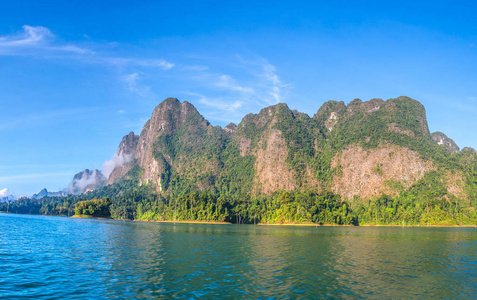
[[0, 214, 476, 299]]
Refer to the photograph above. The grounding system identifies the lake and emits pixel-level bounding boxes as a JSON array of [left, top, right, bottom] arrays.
[[0, 214, 476, 299]]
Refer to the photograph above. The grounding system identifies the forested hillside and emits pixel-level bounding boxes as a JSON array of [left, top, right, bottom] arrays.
[[3, 96, 477, 225]]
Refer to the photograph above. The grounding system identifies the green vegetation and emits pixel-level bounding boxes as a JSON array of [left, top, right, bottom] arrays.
[[74, 198, 111, 218], [3, 185, 475, 225], [2, 96, 477, 226]]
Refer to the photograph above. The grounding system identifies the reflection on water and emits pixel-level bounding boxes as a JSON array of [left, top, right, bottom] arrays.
[[0, 214, 476, 299]]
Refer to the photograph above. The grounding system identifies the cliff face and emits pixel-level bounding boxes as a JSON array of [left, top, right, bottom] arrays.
[[106, 131, 139, 184], [431, 131, 459, 153], [69, 169, 106, 195], [331, 144, 434, 199], [233, 104, 298, 194], [104, 96, 476, 205]]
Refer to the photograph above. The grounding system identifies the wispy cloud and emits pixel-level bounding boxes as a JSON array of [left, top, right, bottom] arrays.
[[182, 65, 209, 71], [1, 25, 289, 125], [123, 72, 152, 97], [0, 25, 174, 92], [0, 163, 82, 170], [186, 92, 243, 113], [105, 57, 174, 70], [0, 25, 93, 55], [182, 55, 290, 121], [0, 107, 100, 131], [260, 60, 288, 103], [0, 188, 8, 197], [0, 25, 52, 47], [0, 172, 73, 182], [236, 55, 289, 104], [215, 74, 255, 94]]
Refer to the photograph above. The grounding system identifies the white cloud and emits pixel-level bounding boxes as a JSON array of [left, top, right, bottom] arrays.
[[68, 169, 105, 194], [188, 92, 243, 113], [125, 72, 141, 92], [0, 25, 93, 55], [185, 55, 289, 112], [106, 57, 174, 70], [102, 152, 133, 179], [0, 25, 52, 47], [0, 188, 8, 198], [216, 74, 255, 94], [0, 107, 100, 131], [182, 65, 209, 71], [0, 25, 174, 74], [0, 172, 73, 182], [124, 72, 151, 96], [261, 60, 288, 103], [178, 55, 290, 124]]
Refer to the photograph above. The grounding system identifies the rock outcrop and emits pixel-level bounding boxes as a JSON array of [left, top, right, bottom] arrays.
[[69, 169, 106, 195], [106, 131, 139, 184], [331, 144, 434, 199], [31, 188, 66, 199], [431, 131, 459, 153]]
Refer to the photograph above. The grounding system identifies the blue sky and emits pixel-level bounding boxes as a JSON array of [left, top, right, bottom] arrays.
[[1, 0, 476, 197]]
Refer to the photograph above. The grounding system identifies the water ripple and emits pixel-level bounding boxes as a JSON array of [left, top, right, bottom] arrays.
[[1, 214, 476, 299]]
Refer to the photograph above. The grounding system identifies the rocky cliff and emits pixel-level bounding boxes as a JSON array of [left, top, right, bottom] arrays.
[[431, 131, 459, 153], [106, 131, 139, 184], [69, 169, 106, 195], [31, 188, 66, 199], [104, 96, 476, 206]]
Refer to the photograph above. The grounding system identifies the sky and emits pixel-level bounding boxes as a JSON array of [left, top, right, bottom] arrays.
[[1, 0, 476, 197]]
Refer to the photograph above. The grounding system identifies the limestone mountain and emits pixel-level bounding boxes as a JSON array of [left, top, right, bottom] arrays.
[[31, 188, 66, 199], [431, 131, 460, 153], [106, 131, 139, 185], [104, 96, 477, 207], [68, 169, 106, 195]]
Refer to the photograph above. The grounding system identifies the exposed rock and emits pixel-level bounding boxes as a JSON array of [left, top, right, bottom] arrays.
[[255, 129, 296, 194], [133, 98, 211, 189], [69, 169, 106, 195], [31, 188, 66, 199], [347, 98, 384, 114], [106, 131, 139, 184], [314, 100, 346, 131], [443, 171, 466, 200], [431, 131, 459, 153], [331, 144, 434, 200], [238, 137, 251, 156], [225, 123, 237, 133]]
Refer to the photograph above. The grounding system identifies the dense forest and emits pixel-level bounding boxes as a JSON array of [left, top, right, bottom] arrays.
[[2, 172, 476, 225], [2, 96, 477, 226]]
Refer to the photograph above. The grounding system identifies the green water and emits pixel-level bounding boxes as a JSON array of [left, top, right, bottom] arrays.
[[0, 213, 476, 299]]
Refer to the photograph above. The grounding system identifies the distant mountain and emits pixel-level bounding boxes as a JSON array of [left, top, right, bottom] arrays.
[[68, 169, 106, 195], [31, 188, 67, 199], [0, 194, 16, 202]]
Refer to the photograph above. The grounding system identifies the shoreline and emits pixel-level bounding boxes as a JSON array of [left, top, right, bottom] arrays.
[[1, 212, 475, 227], [71, 215, 111, 220], [257, 222, 352, 227], [258, 222, 477, 227], [133, 219, 232, 225]]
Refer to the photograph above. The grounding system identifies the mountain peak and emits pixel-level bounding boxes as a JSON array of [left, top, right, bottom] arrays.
[[431, 131, 459, 153], [69, 169, 106, 195]]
